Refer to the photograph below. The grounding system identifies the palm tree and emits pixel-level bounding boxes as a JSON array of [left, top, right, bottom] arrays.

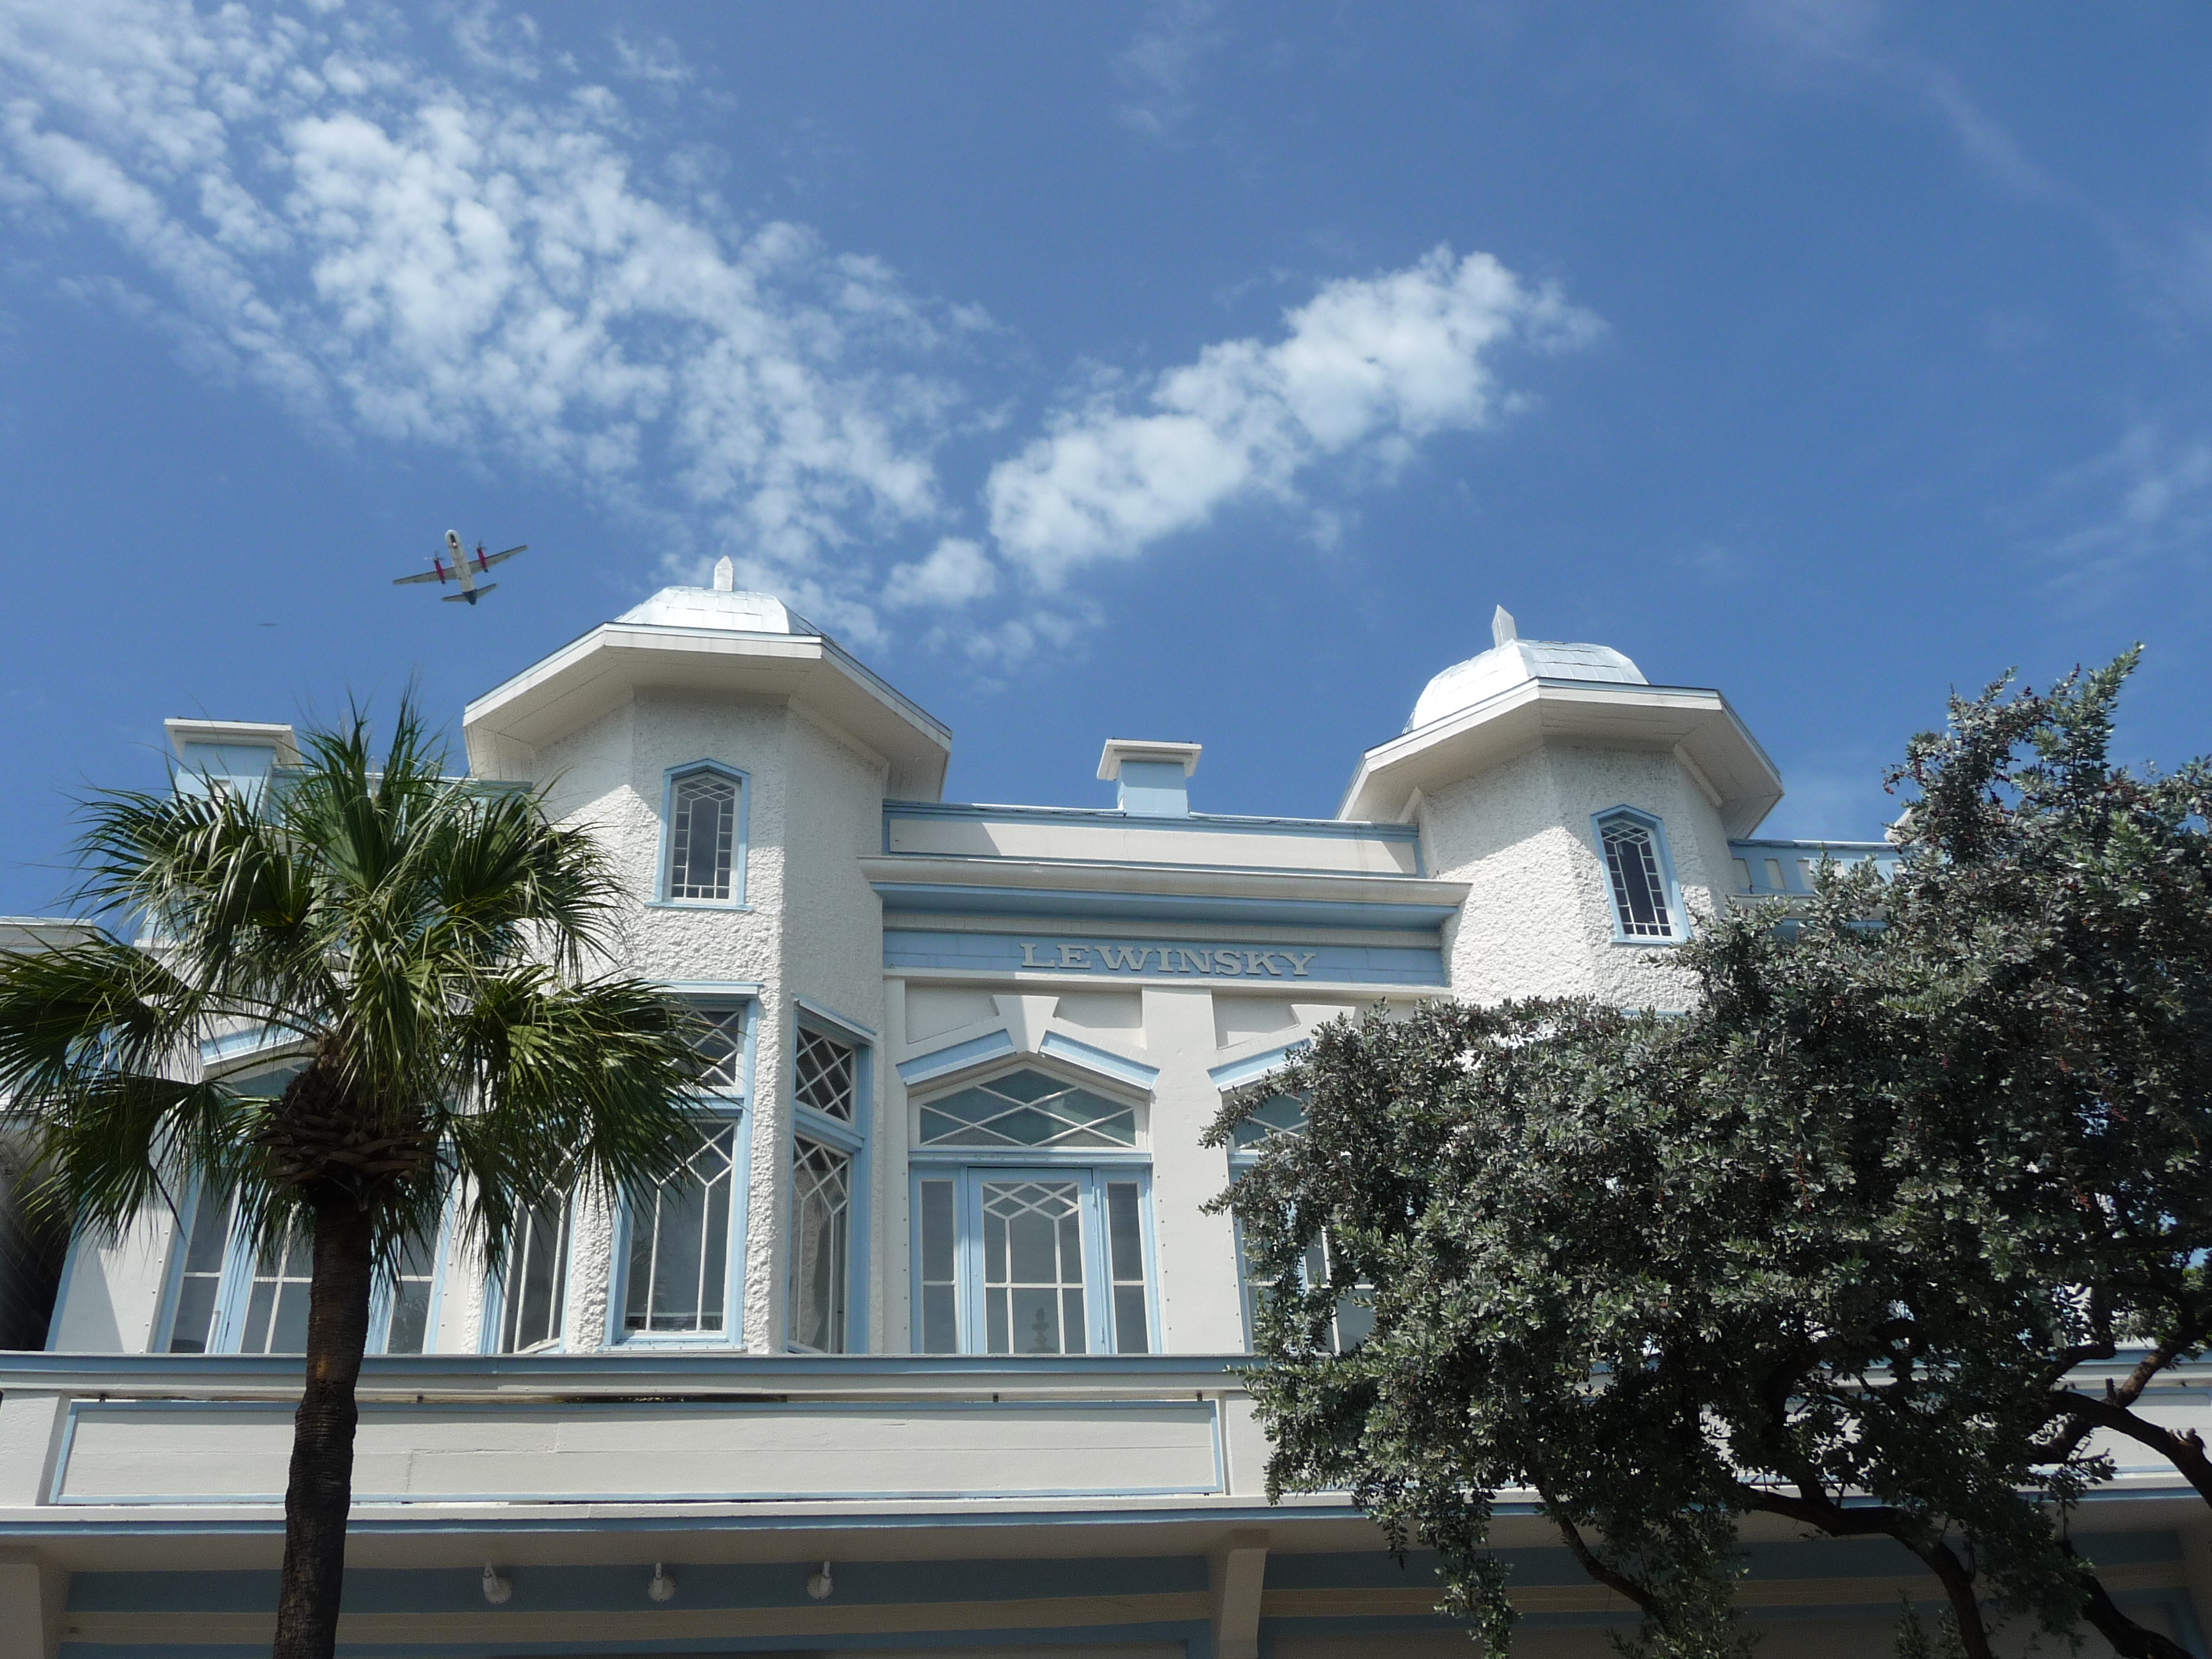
[[0, 701, 702, 1659]]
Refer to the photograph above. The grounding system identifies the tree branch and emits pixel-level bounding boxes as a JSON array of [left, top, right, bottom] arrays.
[[2062, 1540, 2199, 1659], [2050, 1388, 2212, 1507], [1736, 1487, 1994, 1659], [1531, 1481, 1669, 1628]]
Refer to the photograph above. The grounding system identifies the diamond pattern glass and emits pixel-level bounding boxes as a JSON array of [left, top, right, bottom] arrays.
[[1229, 1093, 1307, 1151], [689, 1002, 746, 1093], [794, 1028, 856, 1121], [981, 1179, 1087, 1354], [667, 771, 737, 901], [791, 1138, 851, 1351], [499, 1192, 571, 1352], [920, 1070, 1135, 1149], [1601, 817, 1674, 938], [625, 1121, 737, 1334]]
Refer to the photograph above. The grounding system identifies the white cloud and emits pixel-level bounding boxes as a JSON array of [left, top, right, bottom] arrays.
[[2032, 424, 2212, 593], [1114, 0, 1224, 141], [884, 536, 998, 609], [0, 1, 1600, 659], [609, 29, 691, 88], [983, 246, 1599, 586], [0, 0, 958, 634]]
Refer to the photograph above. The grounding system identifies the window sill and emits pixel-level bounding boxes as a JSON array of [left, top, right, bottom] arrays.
[[645, 899, 755, 913], [1608, 936, 1689, 949], [614, 1336, 747, 1350]]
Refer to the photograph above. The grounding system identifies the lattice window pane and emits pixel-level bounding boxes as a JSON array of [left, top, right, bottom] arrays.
[[794, 1028, 856, 1121], [624, 1121, 737, 1334], [236, 1227, 314, 1354], [499, 1194, 570, 1352], [920, 1070, 1135, 1149], [982, 1180, 1087, 1355], [667, 771, 737, 901], [383, 1229, 439, 1354], [1602, 818, 1674, 938], [168, 1190, 234, 1353], [792, 1139, 851, 1352], [1229, 1093, 1307, 1151], [688, 1002, 746, 1093]]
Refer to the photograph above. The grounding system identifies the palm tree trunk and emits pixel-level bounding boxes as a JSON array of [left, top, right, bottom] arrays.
[[271, 1197, 374, 1659]]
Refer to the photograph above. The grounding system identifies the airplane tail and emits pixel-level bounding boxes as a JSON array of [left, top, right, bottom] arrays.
[[441, 584, 497, 604]]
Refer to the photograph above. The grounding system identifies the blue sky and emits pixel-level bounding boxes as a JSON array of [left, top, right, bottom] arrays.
[[1, 1, 2206, 914]]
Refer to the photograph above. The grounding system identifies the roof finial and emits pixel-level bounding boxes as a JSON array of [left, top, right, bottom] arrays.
[[1491, 604, 1517, 648], [712, 556, 735, 593]]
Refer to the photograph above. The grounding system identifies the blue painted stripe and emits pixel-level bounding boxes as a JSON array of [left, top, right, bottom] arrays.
[[896, 1029, 1015, 1085], [1037, 1031, 1160, 1088], [875, 884, 1457, 931]]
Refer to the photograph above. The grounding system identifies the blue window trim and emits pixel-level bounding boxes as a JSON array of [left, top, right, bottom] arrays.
[[787, 1000, 873, 1354], [1591, 803, 1692, 947], [607, 991, 757, 1350], [653, 759, 751, 910], [908, 1164, 1158, 1357]]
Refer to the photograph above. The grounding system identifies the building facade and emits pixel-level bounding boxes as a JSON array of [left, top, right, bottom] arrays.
[[0, 580, 2203, 1658]]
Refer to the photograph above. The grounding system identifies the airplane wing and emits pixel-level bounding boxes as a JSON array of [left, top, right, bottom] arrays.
[[477, 544, 527, 569], [392, 570, 447, 586]]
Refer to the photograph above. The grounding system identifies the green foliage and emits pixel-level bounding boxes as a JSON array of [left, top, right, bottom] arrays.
[[1210, 652, 2212, 1659], [0, 698, 704, 1273]]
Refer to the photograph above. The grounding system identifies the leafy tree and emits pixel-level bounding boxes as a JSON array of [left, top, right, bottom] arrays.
[[1211, 653, 2212, 1659], [0, 703, 703, 1659]]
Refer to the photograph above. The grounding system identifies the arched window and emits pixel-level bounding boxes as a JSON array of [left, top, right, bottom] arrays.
[[661, 763, 745, 904], [1595, 807, 1684, 942], [910, 1065, 1153, 1356]]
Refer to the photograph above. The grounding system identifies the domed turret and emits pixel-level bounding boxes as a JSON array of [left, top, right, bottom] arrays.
[[1405, 605, 1646, 732], [613, 555, 799, 634]]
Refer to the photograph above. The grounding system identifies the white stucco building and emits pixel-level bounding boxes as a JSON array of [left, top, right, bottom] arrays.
[[0, 577, 2202, 1658]]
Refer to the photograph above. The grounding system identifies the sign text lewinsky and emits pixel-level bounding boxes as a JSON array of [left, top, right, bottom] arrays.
[[883, 931, 1446, 988], [1018, 941, 1316, 977]]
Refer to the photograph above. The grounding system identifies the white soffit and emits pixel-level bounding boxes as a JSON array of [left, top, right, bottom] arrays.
[[1337, 677, 1784, 837], [463, 622, 952, 799]]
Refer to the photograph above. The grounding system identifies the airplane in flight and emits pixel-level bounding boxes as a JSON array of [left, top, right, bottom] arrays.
[[394, 531, 526, 605]]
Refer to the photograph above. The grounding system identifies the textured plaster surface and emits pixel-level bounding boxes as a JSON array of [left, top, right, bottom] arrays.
[[1420, 742, 1711, 1011]]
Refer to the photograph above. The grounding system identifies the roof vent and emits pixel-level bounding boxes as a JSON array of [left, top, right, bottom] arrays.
[[1096, 740, 1201, 817]]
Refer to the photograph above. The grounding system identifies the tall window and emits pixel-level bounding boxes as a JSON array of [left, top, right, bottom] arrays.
[[1228, 1094, 1372, 1354], [1598, 808, 1680, 941], [373, 1229, 441, 1354], [497, 1194, 571, 1353], [166, 1190, 445, 1356], [626, 1123, 739, 1336], [791, 1139, 851, 1350], [911, 1066, 1151, 1356], [620, 997, 750, 1343], [664, 765, 742, 903]]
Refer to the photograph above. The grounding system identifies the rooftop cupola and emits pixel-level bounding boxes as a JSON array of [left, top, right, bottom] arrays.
[[1404, 605, 1647, 733], [1097, 740, 1202, 817]]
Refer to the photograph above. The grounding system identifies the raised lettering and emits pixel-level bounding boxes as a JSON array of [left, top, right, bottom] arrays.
[[1244, 950, 1282, 977], [1214, 945, 1244, 976], [1019, 942, 1054, 968], [1180, 949, 1210, 974], [1096, 945, 1150, 972], [1058, 943, 1091, 969], [1283, 950, 1317, 977]]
